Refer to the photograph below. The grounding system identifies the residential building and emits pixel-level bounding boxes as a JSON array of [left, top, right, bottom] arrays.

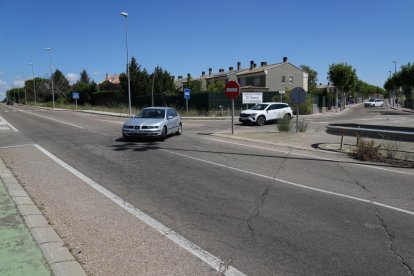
[[175, 57, 309, 92]]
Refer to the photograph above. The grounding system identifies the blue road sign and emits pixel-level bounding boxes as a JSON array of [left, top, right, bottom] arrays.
[[184, 88, 190, 100], [72, 92, 80, 100]]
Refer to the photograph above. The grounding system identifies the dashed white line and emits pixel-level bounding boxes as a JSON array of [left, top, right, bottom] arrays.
[[0, 116, 19, 132], [32, 144, 245, 276], [19, 110, 83, 129]]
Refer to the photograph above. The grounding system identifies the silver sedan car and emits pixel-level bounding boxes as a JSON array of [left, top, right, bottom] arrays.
[[122, 107, 182, 141]]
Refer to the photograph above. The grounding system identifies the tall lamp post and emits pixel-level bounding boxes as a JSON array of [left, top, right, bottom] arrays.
[[29, 63, 37, 104], [22, 71, 27, 105], [392, 60, 397, 107], [120, 12, 132, 117], [46, 48, 55, 109]]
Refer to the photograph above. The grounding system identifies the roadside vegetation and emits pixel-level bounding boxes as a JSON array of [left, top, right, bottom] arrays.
[[350, 137, 414, 167]]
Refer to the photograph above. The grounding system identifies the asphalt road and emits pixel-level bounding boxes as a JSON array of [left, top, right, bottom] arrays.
[[1, 104, 413, 275]]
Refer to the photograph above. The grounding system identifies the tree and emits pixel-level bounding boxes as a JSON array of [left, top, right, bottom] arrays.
[[300, 65, 318, 94], [185, 74, 202, 93], [52, 69, 70, 99], [207, 80, 225, 92], [119, 56, 152, 98], [385, 63, 414, 109], [150, 66, 176, 95], [80, 69, 90, 84], [328, 63, 357, 109]]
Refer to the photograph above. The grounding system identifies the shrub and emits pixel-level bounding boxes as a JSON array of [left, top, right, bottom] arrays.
[[277, 115, 291, 132], [298, 119, 308, 132], [381, 141, 400, 159], [350, 138, 381, 161]]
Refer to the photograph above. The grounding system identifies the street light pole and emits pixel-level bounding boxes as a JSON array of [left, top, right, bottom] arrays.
[[46, 48, 55, 109], [29, 63, 37, 104], [22, 71, 27, 105], [120, 12, 132, 117], [392, 60, 397, 107]]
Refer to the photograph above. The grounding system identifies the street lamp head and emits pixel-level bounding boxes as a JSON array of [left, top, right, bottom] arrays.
[[46, 47, 52, 51], [120, 12, 128, 17]]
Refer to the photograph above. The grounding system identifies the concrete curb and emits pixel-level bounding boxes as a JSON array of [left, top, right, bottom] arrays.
[[0, 158, 87, 276]]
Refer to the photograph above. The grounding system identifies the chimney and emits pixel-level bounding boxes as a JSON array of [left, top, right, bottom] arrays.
[[250, 60, 254, 70], [187, 73, 191, 79], [261, 61, 267, 67], [202, 71, 205, 76], [219, 69, 224, 73], [209, 68, 212, 75], [254, 63, 257, 68], [283, 57, 288, 63], [237, 62, 241, 71], [229, 67, 234, 71]]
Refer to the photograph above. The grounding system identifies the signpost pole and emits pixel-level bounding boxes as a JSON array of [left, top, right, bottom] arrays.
[[75, 99, 78, 110], [231, 99, 234, 134], [186, 99, 188, 117], [296, 104, 299, 133]]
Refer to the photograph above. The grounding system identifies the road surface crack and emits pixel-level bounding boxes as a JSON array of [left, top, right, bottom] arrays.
[[375, 206, 413, 276], [245, 184, 270, 241]]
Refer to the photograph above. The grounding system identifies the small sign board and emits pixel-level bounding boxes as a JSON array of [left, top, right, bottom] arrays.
[[184, 88, 190, 100], [279, 90, 285, 95], [72, 92, 80, 100], [289, 87, 306, 104], [242, 92, 263, 104]]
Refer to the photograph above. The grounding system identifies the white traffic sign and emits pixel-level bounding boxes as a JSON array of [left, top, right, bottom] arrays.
[[242, 93, 263, 104]]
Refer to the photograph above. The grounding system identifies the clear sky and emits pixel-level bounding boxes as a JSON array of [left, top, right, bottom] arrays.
[[1, 0, 413, 99]]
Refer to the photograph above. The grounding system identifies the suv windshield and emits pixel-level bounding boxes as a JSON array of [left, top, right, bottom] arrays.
[[136, 109, 165, 119], [251, 104, 269, 111]]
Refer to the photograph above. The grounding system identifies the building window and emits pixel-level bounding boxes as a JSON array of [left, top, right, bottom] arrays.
[[289, 76, 294, 84], [254, 78, 260, 86], [282, 76, 286, 84]]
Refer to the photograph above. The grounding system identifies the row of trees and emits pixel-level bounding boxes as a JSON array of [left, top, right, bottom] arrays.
[[6, 69, 98, 105], [384, 63, 414, 108]]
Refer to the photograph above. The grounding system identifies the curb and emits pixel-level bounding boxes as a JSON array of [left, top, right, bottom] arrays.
[[0, 158, 87, 276]]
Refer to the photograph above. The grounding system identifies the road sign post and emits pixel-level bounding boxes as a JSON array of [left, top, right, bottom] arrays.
[[224, 81, 241, 134], [184, 88, 190, 117], [289, 87, 306, 133], [72, 92, 80, 110]]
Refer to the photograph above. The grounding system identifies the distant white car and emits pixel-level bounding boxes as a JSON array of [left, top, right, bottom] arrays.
[[239, 102, 293, 126], [364, 98, 384, 107]]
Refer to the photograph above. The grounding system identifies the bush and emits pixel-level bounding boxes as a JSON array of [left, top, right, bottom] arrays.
[[298, 119, 308, 132], [277, 115, 291, 132], [382, 141, 400, 159], [350, 138, 381, 161]]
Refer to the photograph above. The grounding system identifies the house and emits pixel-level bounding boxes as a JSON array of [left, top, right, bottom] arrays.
[[175, 57, 308, 92]]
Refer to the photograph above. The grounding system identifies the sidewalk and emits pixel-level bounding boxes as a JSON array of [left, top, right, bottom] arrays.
[[0, 159, 86, 276]]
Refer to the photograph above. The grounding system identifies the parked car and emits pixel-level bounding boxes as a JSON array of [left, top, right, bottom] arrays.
[[364, 98, 384, 107], [122, 107, 182, 141], [239, 102, 293, 126]]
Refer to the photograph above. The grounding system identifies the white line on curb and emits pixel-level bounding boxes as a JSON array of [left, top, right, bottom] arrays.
[[162, 149, 414, 217], [32, 144, 246, 276]]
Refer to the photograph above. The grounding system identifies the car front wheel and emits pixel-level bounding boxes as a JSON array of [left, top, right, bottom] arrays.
[[176, 123, 182, 135], [159, 126, 167, 141], [257, 116, 266, 126]]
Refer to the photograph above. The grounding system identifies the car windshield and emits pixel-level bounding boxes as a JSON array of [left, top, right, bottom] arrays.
[[368, 99, 375, 102], [251, 104, 269, 111], [136, 109, 165, 119]]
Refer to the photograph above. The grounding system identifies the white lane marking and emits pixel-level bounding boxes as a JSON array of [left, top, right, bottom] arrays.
[[0, 144, 33, 149], [162, 149, 414, 217], [32, 144, 245, 276], [19, 110, 83, 129], [202, 137, 414, 176], [0, 116, 19, 132]]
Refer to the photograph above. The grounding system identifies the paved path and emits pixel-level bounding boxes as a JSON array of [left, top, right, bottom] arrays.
[[0, 179, 51, 276]]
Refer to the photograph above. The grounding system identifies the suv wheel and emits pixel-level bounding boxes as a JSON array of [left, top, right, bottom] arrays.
[[257, 116, 266, 126]]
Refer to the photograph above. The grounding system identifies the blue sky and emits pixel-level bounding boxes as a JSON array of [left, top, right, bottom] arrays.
[[1, 0, 413, 99]]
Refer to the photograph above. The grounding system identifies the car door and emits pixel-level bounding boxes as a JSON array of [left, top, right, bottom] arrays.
[[166, 109, 178, 133], [266, 104, 278, 121]]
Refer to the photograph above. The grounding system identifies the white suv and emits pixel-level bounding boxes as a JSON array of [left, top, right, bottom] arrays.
[[364, 98, 384, 107], [239, 102, 293, 126]]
